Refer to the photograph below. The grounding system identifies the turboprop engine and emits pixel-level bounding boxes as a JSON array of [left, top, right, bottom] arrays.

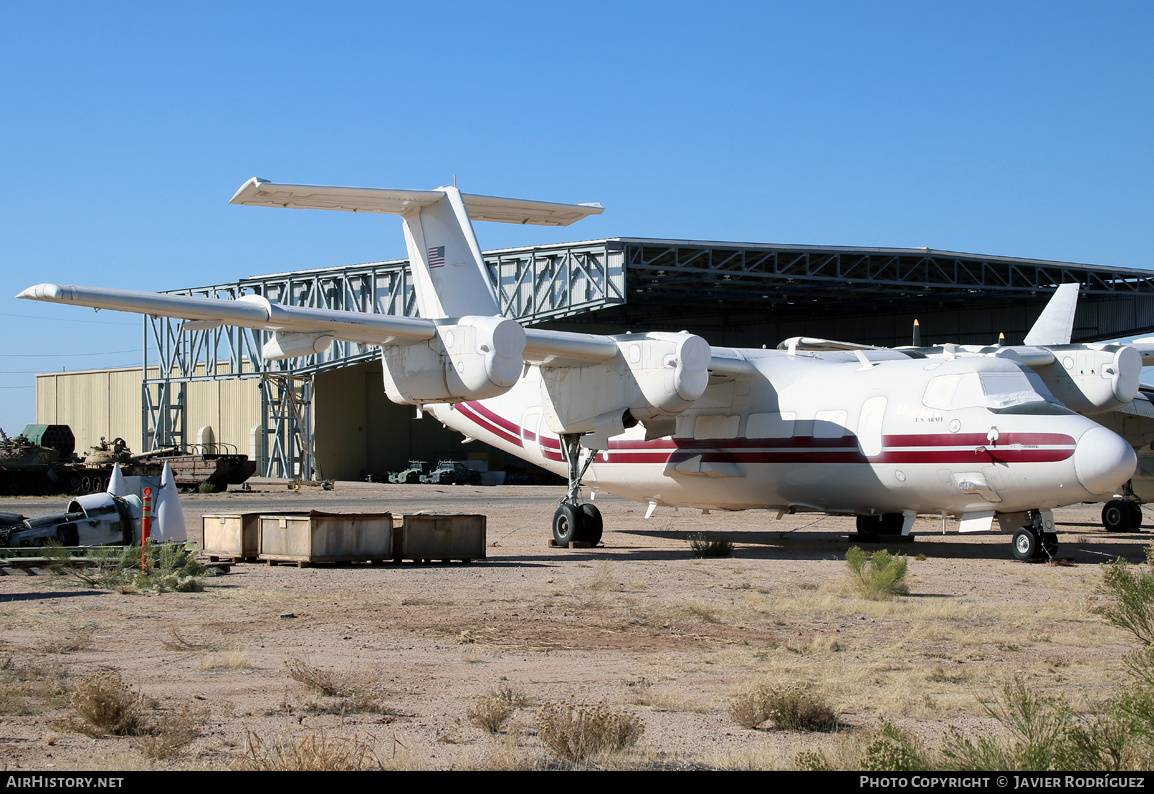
[[987, 343, 1141, 414], [381, 316, 526, 404], [540, 331, 711, 445]]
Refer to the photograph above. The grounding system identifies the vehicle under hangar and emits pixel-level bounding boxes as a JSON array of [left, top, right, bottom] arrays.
[[34, 238, 1154, 483]]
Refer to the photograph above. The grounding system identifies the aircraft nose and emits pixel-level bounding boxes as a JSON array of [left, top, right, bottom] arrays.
[[1073, 425, 1137, 495]]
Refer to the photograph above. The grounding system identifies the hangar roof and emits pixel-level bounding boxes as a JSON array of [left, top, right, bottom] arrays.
[[155, 237, 1154, 384]]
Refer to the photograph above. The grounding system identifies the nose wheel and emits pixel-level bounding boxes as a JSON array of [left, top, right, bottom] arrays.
[[1011, 519, 1059, 562], [552, 434, 604, 547]]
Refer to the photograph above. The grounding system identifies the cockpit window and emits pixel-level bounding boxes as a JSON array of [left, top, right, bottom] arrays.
[[923, 370, 1061, 411]]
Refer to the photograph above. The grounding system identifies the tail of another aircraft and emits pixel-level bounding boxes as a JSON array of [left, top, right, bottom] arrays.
[[1023, 282, 1079, 346], [229, 179, 604, 319]]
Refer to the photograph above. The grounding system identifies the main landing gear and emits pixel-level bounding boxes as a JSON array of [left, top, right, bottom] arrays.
[[552, 434, 603, 547], [1102, 499, 1143, 532], [1011, 512, 1058, 562], [855, 513, 904, 539]]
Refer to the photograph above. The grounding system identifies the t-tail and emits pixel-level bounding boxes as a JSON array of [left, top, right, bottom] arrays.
[[228, 178, 604, 319]]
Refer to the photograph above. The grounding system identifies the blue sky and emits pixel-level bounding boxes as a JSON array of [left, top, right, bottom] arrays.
[[1, 1, 1151, 432]]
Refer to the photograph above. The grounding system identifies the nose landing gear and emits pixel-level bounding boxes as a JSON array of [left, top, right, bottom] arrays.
[[1011, 511, 1058, 561], [551, 434, 603, 547]]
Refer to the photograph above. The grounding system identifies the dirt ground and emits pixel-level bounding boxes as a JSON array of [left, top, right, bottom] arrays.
[[0, 481, 1149, 770]]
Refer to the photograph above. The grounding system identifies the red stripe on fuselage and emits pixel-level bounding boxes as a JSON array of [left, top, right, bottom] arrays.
[[457, 402, 1075, 466], [456, 402, 522, 447]]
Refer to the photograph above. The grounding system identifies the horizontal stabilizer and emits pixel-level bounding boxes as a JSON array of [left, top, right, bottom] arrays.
[[230, 178, 604, 226]]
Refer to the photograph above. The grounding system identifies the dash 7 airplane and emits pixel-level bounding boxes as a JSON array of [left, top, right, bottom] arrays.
[[18, 179, 1140, 561]]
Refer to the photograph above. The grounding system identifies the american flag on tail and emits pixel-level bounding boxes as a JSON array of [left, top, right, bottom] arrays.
[[427, 246, 445, 268]]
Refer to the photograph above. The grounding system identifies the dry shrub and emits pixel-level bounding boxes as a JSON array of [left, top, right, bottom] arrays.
[[200, 649, 252, 670], [284, 654, 389, 714], [236, 730, 384, 771], [38, 626, 95, 655], [285, 655, 356, 697], [1097, 546, 1154, 645], [729, 681, 838, 732], [689, 534, 735, 558], [0, 656, 68, 716], [535, 702, 644, 763], [846, 546, 909, 600], [70, 670, 148, 736], [467, 695, 516, 734], [860, 720, 933, 771], [132, 705, 209, 760], [47, 543, 210, 594]]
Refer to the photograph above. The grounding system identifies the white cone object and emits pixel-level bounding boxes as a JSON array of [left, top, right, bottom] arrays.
[[106, 463, 128, 497], [152, 462, 187, 543]]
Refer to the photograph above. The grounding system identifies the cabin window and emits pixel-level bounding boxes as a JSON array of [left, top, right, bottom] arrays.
[[814, 410, 848, 439], [747, 412, 796, 438], [923, 370, 1059, 411]]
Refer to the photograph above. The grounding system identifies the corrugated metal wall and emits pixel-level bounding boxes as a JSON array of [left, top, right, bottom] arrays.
[[36, 367, 262, 459], [35, 368, 146, 454]]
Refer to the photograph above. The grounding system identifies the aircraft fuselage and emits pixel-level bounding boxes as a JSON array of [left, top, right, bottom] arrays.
[[433, 347, 1133, 517]]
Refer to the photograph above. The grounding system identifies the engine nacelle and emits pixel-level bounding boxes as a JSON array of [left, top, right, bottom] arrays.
[[262, 331, 335, 360], [1032, 344, 1141, 414], [540, 332, 711, 442], [381, 316, 526, 405]]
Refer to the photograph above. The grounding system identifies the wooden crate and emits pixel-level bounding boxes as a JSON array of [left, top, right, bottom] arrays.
[[202, 513, 262, 561], [259, 511, 393, 567], [394, 513, 486, 562]]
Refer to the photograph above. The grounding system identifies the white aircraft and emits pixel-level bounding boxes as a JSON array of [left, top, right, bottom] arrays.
[[779, 284, 1154, 532], [17, 178, 1140, 561]]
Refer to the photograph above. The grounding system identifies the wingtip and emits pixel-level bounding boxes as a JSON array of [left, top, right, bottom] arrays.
[[229, 177, 270, 205], [17, 283, 65, 301]]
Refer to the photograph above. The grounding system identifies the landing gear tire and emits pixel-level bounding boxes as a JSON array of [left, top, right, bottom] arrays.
[[856, 513, 903, 538], [1042, 531, 1059, 559], [578, 504, 603, 546], [1126, 502, 1144, 531], [1012, 528, 1040, 561], [1103, 501, 1143, 532], [553, 504, 583, 546], [1103, 501, 1129, 532]]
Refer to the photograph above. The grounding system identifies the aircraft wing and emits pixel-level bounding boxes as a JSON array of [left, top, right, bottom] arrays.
[[776, 336, 883, 352], [1129, 339, 1154, 366], [18, 280, 750, 387], [17, 283, 437, 346], [16, 282, 627, 366]]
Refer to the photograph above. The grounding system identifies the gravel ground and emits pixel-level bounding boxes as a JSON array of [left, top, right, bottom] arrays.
[[0, 481, 1149, 770]]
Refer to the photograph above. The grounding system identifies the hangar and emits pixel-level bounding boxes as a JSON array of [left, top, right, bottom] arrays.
[[35, 237, 1154, 482]]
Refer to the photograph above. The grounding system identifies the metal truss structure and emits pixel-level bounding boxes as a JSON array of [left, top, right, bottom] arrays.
[[143, 241, 624, 475], [620, 240, 1154, 299], [143, 238, 1154, 476]]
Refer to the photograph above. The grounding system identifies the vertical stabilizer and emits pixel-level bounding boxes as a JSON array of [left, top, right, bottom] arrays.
[[1023, 283, 1079, 346], [401, 187, 498, 319]]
